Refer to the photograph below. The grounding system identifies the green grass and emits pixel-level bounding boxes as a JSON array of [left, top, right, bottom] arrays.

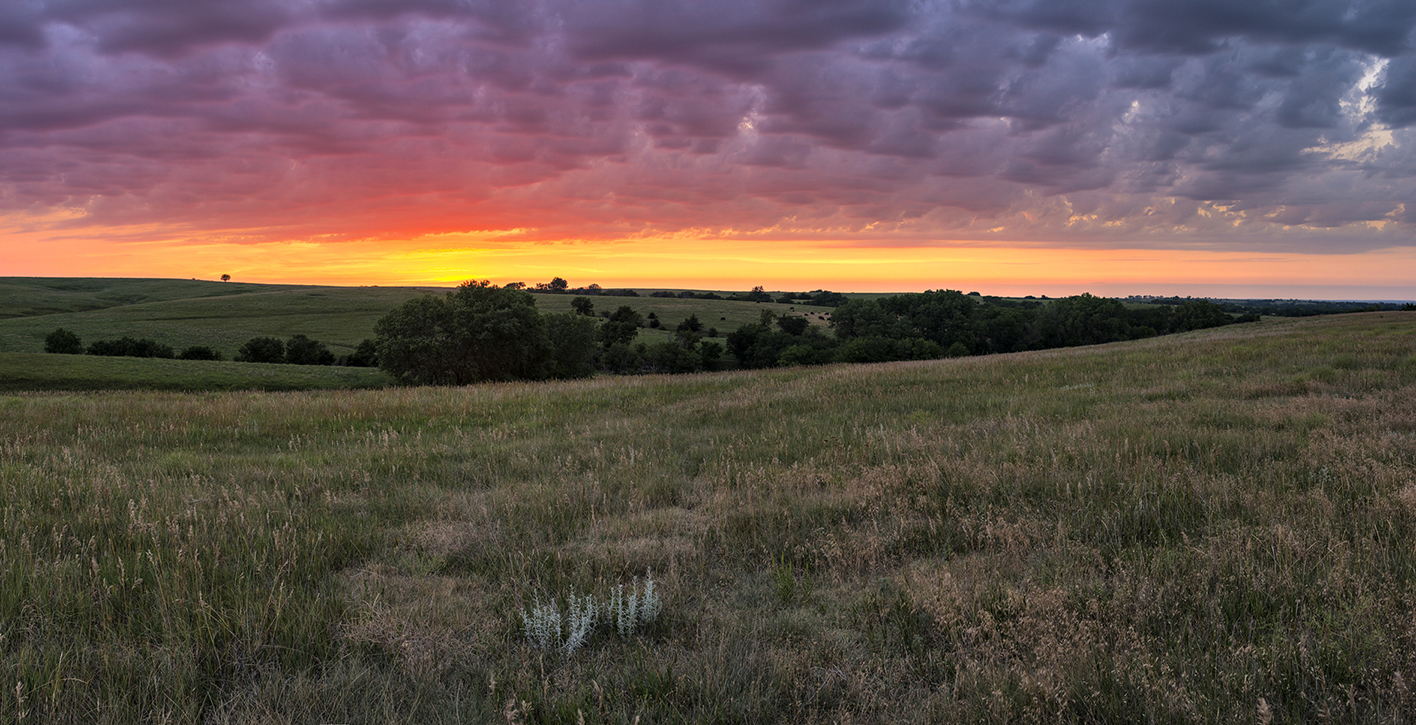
[[0, 279, 438, 357], [0, 277, 314, 319], [530, 292, 835, 344], [0, 353, 392, 392], [2, 311, 1415, 722], [0, 278, 831, 360]]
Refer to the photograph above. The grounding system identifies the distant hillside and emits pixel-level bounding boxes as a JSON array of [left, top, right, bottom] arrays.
[[0, 277, 313, 318], [0, 281, 436, 357], [0, 278, 835, 358]]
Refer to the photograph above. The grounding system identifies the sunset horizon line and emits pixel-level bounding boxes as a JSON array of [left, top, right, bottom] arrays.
[[6, 273, 1412, 304]]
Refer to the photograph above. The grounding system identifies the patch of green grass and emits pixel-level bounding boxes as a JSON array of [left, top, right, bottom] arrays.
[[0, 277, 313, 319], [0, 281, 436, 357], [0, 352, 391, 392]]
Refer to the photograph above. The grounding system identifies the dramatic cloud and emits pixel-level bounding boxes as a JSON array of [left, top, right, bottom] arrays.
[[2, 0, 1414, 257]]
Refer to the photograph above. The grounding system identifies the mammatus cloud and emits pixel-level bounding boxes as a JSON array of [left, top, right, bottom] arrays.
[[1, 0, 1413, 253]]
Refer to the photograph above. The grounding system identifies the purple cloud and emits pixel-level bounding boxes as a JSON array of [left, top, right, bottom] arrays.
[[0, 0, 1412, 253]]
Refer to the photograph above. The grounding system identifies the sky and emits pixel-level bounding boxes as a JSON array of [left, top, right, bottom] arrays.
[[1, 0, 1414, 298]]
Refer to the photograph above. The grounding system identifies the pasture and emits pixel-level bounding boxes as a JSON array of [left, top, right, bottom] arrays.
[[0, 278, 829, 362], [1, 312, 1413, 722]]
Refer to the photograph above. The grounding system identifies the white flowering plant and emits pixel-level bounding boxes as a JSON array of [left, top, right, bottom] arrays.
[[519, 569, 662, 655]]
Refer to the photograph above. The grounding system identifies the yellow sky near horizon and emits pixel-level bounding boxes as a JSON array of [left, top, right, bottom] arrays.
[[4, 227, 1415, 300]]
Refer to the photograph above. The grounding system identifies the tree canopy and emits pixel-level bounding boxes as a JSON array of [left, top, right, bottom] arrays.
[[44, 328, 83, 355], [375, 280, 561, 385]]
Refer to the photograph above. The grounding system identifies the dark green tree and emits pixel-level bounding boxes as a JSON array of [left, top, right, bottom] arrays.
[[699, 340, 724, 370], [600, 305, 643, 347], [373, 295, 455, 382], [643, 340, 703, 373], [375, 280, 559, 384], [1171, 299, 1233, 332], [45, 328, 83, 354], [178, 345, 221, 361], [344, 339, 379, 367], [285, 334, 335, 365], [777, 316, 809, 336], [236, 337, 285, 363], [571, 297, 595, 316], [1029, 294, 1132, 348], [87, 337, 174, 358], [677, 314, 704, 333], [544, 313, 598, 379]]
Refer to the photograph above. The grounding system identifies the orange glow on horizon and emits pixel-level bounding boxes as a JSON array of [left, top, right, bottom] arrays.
[[3, 223, 1414, 300]]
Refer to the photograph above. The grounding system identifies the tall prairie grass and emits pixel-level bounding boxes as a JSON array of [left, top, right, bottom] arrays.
[[2, 312, 1413, 722]]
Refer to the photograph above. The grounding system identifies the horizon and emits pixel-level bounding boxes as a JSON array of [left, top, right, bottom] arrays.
[[6, 274, 1413, 304]]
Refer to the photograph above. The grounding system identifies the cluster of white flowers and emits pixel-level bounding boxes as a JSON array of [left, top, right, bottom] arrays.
[[520, 569, 661, 655]]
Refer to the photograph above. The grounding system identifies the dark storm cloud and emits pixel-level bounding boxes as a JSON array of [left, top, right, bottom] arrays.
[[1, 0, 1413, 250], [565, 0, 916, 73], [974, 0, 1416, 55], [0, 2, 47, 49], [43, 0, 298, 57], [1375, 56, 1416, 128]]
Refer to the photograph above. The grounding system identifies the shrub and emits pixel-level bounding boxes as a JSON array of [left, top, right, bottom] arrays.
[[521, 591, 599, 655], [521, 571, 661, 655], [44, 328, 83, 355], [1172, 299, 1233, 332], [544, 312, 599, 379], [777, 316, 809, 336], [177, 345, 221, 361], [285, 334, 335, 365], [87, 337, 174, 358], [601, 343, 644, 374], [677, 314, 703, 333], [700, 340, 724, 370], [344, 339, 379, 367], [644, 340, 701, 373], [236, 336, 286, 363], [601, 306, 643, 347]]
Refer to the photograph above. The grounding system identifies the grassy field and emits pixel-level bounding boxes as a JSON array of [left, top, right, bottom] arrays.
[[0, 278, 314, 319], [0, 278, 828, 360], [0, 279, 437, 358], [2, 312, 1414, 722], [530, 292, 836, 346], [0, 353, 392, 392]]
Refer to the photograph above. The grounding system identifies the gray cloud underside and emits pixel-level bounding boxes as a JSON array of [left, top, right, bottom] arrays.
[[2, 0, 1414, 251]]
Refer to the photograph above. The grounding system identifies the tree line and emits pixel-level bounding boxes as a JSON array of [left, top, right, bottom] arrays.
[[724, 291, 1245, 370], [38, 283, 1269, 385], [371, 281, 727, 383], [44, 329, 378, 367], [515, 277, 851, 307], [369, 282, 1255, 385]]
